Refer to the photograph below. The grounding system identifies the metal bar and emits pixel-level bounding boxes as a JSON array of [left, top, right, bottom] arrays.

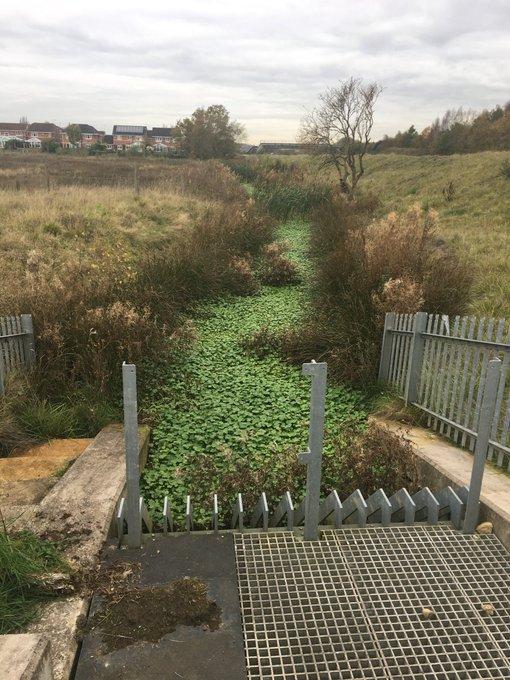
[[122, 362, 141, 549], [464, 358, 502, 533], [270, 491, 294, 530], [410, 402, 510, 457], [162, 496, 173, 534], [341, 489, 368, 527], [298, 361, 327, 541], [420, 332, 510, 351], [116, 497, 126, 547], [388, 488, 416, 525], [405, 312, 428, 404], [389, 327, 510, 352], [212, 493, 218, 534], [139, 497, 153, 533], [232, 493, 244, 532], [251, 492, 269, 531], [0, 332, 27, 340], [185, 495, 193, 533], [365, 488, 392, 526], [318, 490, 342, 528], [378, 312, 396, 382]]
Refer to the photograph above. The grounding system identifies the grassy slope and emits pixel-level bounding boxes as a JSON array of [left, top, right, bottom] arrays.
[[361, 151, 510, 317], [141, 220, 367, 525]]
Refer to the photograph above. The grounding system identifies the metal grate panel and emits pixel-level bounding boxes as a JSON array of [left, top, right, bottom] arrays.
[[235, 526, 510, 679]]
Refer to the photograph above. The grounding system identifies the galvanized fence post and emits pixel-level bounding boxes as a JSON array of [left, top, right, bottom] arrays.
[[20, 314, 35, 366], [122, 362, 142, 548], [299, 361, 327, 541], [463, 357, 502, 533], [378, 312, 396, 383], [405, 312, 428, 404]]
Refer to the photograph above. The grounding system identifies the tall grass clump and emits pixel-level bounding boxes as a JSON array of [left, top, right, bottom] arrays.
[[0, 529, 68, 633], [284, 192, 473, 384]]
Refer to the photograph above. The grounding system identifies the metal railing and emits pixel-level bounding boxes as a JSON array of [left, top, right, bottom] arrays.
[[379, 312, 510, 471], [0, 314, 35, 394]]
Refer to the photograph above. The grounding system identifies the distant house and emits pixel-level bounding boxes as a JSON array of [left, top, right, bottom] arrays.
[[112, 125, 147, 150], [0, 122, 28, 137], [26, 122, 73, 147], [75, 124, 105, 148], [103, 134, 114, 150], [28, 122, 62, 142]]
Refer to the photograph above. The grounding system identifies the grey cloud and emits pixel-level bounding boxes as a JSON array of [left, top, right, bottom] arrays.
[[0, 0, 508, 141]]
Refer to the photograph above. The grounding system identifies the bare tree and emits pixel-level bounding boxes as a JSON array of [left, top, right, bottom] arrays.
[[300, 77, 382, 197]]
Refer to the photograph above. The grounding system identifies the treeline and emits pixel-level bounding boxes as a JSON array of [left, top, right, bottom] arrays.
[[373, 102, 510, 155]]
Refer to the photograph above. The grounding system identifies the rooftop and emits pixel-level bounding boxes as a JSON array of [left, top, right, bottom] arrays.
[[113, 125, 147, 135]]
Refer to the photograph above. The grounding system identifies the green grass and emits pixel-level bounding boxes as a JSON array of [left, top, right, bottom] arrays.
[[0, 530, 67, 633], [360, 152, 510, 318], [141, 220, 367, 525]]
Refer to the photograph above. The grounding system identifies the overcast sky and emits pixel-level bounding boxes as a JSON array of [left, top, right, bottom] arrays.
[[1, 1, 509, 143]]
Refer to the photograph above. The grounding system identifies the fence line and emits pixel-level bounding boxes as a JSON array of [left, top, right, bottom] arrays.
[[0, 314, 35, 394], [379, 311, 510, 471]]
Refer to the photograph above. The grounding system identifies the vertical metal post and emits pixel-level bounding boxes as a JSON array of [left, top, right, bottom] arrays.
[[378, 312, 396, 383], [463, 358, 501, 533], [20, 314, 35, 366], [299, 361, 327, 541], [405, 312, 428, 404], [0, 355, 4, 395], [122, 362, 142, 548]]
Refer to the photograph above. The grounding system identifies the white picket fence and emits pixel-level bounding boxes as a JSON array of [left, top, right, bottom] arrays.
[[0, 314, 35, 394], [379, 312, 510, 471]]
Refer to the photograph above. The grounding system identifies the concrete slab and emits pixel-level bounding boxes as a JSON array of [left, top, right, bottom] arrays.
[[20, 424, 150, 570], [25, 597, 88, 680], [74, 533, 247, 680], [0, 633, 53, 680], [378, 418, 510, 549]]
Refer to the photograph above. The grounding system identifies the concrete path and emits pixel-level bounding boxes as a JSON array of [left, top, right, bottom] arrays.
[[377, 419, 510, 548], [74, 534, 247, 680]]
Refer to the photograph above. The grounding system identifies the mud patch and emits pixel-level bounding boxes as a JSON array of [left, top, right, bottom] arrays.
[[88, 576, 222, 652]]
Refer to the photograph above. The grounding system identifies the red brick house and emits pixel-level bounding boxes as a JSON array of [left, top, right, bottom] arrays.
[[0, 122, 28, 137], [27, 122, 72, 146], [112, 125, 147, 150], [147, 127, 178, 152], [75, 124, 105, 147]]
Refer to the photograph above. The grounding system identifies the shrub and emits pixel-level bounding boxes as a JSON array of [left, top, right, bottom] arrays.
[[239, 326, 281, 358], [259, 242, 301, 286], [288, 194, 473, 384], [254, 181, 330, 219], [223, 256, 260, 296], [500, 159, 510, 179], [441, 180, 455, 202]]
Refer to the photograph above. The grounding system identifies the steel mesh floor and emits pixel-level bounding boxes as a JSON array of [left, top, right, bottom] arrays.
[[234, 526, 510, 680]]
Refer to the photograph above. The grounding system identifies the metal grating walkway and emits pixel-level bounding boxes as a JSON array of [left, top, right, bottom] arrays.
[[235, 526, 510, 680]]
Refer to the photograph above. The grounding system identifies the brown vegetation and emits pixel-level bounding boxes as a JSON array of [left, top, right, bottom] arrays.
[[0, 160, 273, 446], [282, 193, 473, 384]]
